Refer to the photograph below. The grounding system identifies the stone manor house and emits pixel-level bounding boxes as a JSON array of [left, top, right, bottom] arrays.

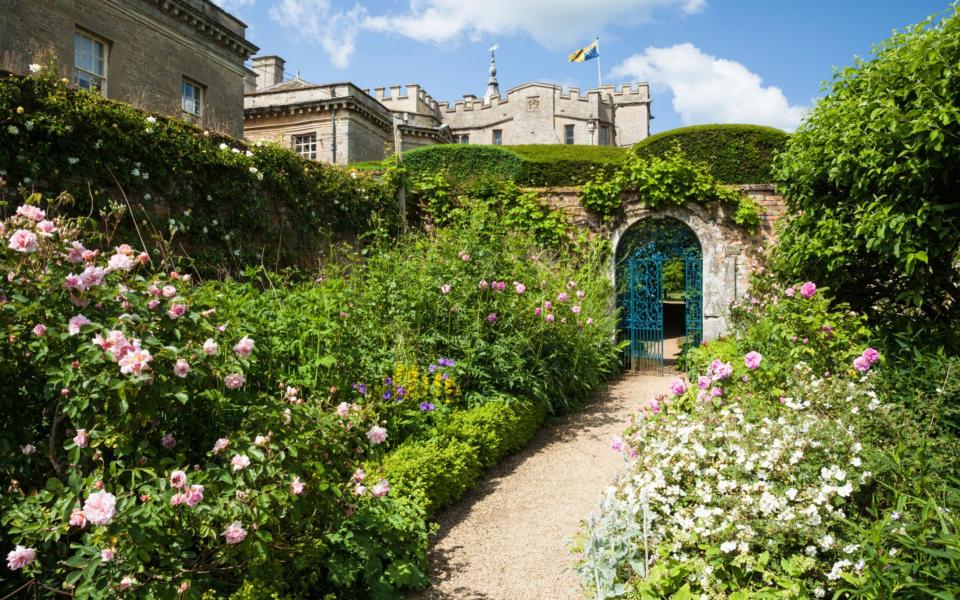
[[0, 0, 257, 137], [0, 0, 650, 164], [244, 53, 652, 165]]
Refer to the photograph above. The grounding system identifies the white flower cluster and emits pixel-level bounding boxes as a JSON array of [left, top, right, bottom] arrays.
[[584, 370, 888, 595]]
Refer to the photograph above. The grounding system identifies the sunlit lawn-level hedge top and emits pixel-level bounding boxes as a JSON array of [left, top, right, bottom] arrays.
[[1, 193, 619, 598], [384, 143, 626, 189], [633, 124, 789, 184], [0, 69, 396, 275]]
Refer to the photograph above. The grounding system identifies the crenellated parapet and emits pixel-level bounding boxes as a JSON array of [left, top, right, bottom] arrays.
[[366, 83, 443, 121]]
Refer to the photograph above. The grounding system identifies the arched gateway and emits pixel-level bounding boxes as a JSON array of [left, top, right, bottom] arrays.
[[614, 216, 702, 370]]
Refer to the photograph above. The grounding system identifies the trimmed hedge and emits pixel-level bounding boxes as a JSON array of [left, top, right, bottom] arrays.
[[0, 71, 396, 274], [632, 124, 789, 183], [378, 398, 549, 516], [396, 144, 626, 188]]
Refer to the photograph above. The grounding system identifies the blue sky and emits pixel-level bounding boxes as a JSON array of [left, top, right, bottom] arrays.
[[217, 0, 952, 133]]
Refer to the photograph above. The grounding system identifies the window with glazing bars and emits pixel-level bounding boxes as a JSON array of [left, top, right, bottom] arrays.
[[74, 30, 107, 93], [292, 133, 318, 160]]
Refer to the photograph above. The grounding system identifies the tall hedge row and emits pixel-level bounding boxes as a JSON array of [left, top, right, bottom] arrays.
[[398, 144, 626, 188], [632, 124, 789, 183], [0, 71, 396, 275]]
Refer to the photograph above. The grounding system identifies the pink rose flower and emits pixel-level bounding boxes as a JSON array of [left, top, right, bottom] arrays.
[[697, 375, 711, 390], [118, 344, 152, 376], [534, 307, 541, 316], [567, 280, 577, 290], [336, 402, 351, 417], [862, 347, 880, 365], [352, 468, 365, 483], [710, 386, 723, 398], [800, 282, 817, 299], [486, 313, 497, 323], [571, 305, 581, 314], [222, 521, 247, 544], [185, 485, 204, 507], [478, 279, 489, 290], [212, 438, 230, 454], [161, 285, 177, 298], [68, 314, 91, 336], [167, 303, 187, 319], [16, 205, 45, 221], [8, 229, 39, 253], [576, 290, 585, 299], [371, 479, 390, 497], [366, 425, 388, 445], [100, 548, 115, 563], [545, 313, 554, 323], [233, 336, 254, 357], [669, 379, 686, 396], [514, 282, 526, 294], [83, 490, 116, 525], [744, 351, 763, 370], [853, 355, 871, 373], [36, 220, 57, 236], [290, 476, 305, 495], [69, 509, 87, 527], [784, 286, 795, 297], [610, 436, 624, 452], [32, 323, 46, 337], [6, 545, 36, 570], [440, 284, 451, 295], [107, 253, 135, 272], [73, 429, 88, 448], [557, 292, 569, 302], [354, 484, 367, 496], [173, 359, 190, 378], [170, 470, 188, 489], [65, 241, 86, 263], [544, 301, 552, 310], [137, 252, 150, 265], [203, 338, 218, 355], [224, 373, 246, 389], [119, 576, 136, 590], [231, 455, 250, 471], [586, 318, 593, 325], [161, 433, 176, 449]]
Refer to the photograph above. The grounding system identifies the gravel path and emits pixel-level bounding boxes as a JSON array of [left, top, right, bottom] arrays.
[[410, 372, 673, 600]]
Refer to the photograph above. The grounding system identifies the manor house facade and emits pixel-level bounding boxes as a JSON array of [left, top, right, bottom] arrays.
[[1, 0, 258, 137], [243, 54, 651, 165]]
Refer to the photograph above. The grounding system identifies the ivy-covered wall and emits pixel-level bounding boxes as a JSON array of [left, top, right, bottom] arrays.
[[0, 71, 397, 274]]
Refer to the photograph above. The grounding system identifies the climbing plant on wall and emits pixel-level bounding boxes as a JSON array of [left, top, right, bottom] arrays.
[[580, 147, 761, 231]]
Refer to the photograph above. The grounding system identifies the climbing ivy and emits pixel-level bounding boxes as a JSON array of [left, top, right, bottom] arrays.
[[580, 147, 760, 232]]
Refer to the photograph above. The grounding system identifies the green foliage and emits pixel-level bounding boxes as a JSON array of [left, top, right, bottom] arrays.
[[510, 144, 626, 186], [661, 259, 684, 298], [378, 398, 548, 515], [400, 144, 525, 188], [0, 69, 396, 275], [633, 124, 789, 183], [772, 7, 960, 336], [580, 148, 759, 232]]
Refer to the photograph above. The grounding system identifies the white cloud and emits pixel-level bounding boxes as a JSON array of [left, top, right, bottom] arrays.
[[210, 0, 256, 12], [267, 0, 704, 67], [268, 0, 367, 69], [362, 0, 705, 48], [612, 43, 806, 131]]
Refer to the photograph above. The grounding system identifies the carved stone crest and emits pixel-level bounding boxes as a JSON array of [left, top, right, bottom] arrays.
[[526, 96, 540, 112]]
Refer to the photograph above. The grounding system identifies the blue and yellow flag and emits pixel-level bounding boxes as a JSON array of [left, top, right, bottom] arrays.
[[568, 40, 599, 62]]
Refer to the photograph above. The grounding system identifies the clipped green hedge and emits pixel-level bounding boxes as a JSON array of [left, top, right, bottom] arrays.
[[632, 124, 789, 183], [0, 71, 396, 274], [401, 144, 524, 187], [397, 144, 626, 188], [378, 398, 549, 516]]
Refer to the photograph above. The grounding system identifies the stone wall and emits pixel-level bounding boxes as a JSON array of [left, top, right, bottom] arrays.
[[0, 0, 256, 137], [532, 183, 786, 340]]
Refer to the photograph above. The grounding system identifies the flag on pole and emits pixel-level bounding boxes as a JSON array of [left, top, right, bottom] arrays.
[[568, 40, 599, 62]]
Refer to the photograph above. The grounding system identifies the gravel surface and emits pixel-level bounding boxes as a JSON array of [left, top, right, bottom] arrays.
[[409, 372, 672, 600]]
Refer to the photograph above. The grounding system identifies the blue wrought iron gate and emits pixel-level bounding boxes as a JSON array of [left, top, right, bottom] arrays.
[[617, 218, 703, 372]]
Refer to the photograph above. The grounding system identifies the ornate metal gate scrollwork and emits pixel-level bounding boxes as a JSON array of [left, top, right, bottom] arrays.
[[616, 218, 703, 372]]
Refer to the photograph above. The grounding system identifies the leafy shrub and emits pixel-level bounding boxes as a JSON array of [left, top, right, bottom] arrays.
[[772, 7, 960, 337], [399, 144, 524, 189], [632, 124, 789, 183], [378, 397, 548, 515], [510, 144, 626, 186], [0, 69, 396, 275], [580, 148, 759, 231]]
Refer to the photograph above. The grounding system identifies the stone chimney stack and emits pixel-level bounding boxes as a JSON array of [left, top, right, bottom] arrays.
[[250, 55, 285, 90]]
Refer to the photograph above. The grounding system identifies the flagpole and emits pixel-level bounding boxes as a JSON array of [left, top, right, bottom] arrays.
[[595, 36, 602, 88]]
